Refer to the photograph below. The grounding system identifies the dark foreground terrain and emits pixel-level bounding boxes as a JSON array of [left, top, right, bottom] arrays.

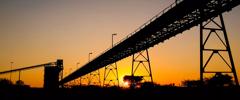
[[1, 86, 240, 100]]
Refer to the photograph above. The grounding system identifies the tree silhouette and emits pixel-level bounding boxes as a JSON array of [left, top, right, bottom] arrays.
[[0, 78, 13, 88], [182, 80, 201, 87], [182, 73, 234, 87], [16, 80, 25, 86], [206, 72, 234, 87]]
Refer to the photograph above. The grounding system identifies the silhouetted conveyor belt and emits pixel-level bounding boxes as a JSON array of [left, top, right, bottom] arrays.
[[60, 0, 240, 84], [0, 62, 55, 74]]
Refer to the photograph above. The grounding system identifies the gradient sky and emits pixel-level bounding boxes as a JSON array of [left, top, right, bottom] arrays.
[[1, 0, 240, 87]]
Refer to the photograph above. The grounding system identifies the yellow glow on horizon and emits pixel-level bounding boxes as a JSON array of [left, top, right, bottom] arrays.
[[0, 0, 240, 87], [123, 81, 130, 87]]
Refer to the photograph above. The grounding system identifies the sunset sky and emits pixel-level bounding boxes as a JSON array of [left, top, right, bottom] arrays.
[[1, 0, 240, 87]]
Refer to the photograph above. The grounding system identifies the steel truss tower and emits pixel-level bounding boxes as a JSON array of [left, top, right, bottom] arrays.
[[200, 14, 239, 85], [131, 49, 153, 86], [103, 62, 119, 87], [79, 76, 89, 86], [88, 70, 101, 86]]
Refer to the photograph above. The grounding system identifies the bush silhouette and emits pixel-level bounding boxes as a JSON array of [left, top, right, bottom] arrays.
[[0, 78, 13, 88], [206, 73, 234, 87], [182, 73, 234, 87]]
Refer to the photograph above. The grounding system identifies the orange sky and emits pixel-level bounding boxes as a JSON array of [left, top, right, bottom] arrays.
[[1, 0, 240, 87]]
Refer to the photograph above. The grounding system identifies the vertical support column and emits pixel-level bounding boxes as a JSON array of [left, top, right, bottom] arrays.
[[79, 76, 89, 86], [146, 49, 153, 83], [18, 71, 21, 81], [130, 49, 153, 88], [200, 22, 204, 84], [88, 70, 101, 86], [199, 14, 239, 86], [103, 62, 119, 87], [219, 14, 239, 85], [79, 77, 82, 86], [57, 59, 63, 88]]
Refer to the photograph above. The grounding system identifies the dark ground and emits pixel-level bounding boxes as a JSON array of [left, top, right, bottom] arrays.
[[1, 86, 240, 100]]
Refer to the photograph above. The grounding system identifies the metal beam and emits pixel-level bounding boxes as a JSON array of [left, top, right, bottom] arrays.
[[0, 62, 55, 75]]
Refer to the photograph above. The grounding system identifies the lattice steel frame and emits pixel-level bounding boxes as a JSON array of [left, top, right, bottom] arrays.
[[88, 70, 101, 86], [79, 75, 88, 86], [131, 49, 153, 84], [103, 62, 119, 87], [200, 14, 239, 85]]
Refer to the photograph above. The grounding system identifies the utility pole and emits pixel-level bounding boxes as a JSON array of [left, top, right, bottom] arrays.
[[88, 52, 92, 63], [112, 33, 117, 47], [10, 62, 13, 82]]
